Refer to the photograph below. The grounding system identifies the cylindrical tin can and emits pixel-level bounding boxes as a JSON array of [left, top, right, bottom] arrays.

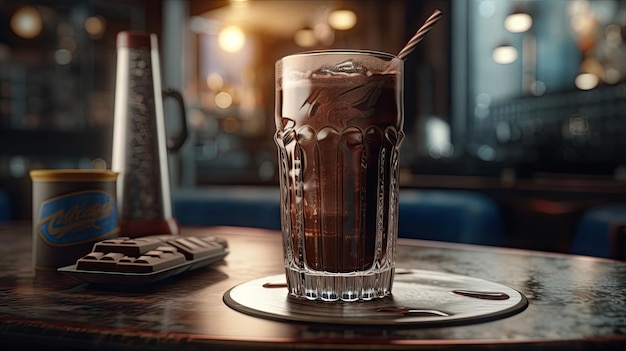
[[30, 169, 119, 270]]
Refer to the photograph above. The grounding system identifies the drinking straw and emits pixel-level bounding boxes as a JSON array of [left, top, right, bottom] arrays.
[[396, 9, 443, 60]]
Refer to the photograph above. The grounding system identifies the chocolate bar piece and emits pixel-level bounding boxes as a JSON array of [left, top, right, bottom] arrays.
[[166, 237, 226, 260], [76, 252, 126, 271], [117, 249, 186, 273], [92, 237, 164, 256]]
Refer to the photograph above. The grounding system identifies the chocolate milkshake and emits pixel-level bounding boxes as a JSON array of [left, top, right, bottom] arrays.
[[275, 51, 403, 301]]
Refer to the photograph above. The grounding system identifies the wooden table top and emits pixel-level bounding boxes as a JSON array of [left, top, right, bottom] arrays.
[[1, 221, 625, 350]]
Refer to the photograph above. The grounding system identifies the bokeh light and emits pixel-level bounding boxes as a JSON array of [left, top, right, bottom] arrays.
[[218, 25, 245, 53], [10, 6, 43, 39]]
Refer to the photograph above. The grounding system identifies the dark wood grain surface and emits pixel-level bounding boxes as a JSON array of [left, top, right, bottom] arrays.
[[1, 221, 625, 350]]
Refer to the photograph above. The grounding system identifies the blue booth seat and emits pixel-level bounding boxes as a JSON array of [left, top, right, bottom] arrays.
[[398, 189, 505, 246], [0, 189, 11, 222], [172, 186, 281, 230], [172, 187, 505, 247], [570, 206, 626, 260]]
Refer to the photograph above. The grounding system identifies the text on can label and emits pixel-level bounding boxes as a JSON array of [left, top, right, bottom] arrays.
[[36, 190, 118, 246]]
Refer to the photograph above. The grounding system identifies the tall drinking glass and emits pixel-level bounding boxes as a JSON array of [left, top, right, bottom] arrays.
[[275, 50, 404, 301]]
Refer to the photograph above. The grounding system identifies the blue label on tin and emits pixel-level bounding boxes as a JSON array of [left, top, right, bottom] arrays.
[[36, 190, 117, 246]]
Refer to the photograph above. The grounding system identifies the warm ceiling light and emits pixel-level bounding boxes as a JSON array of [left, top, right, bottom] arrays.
[[215, 91, 233, 109], [575, 57, 603, 90], [492, 45, 518, 64], [10, 6, 43, 39], [218, 25, 245, 53], [84, 16, 106, 38], [328, 9, 357, 30], [294, 27, 316, 47], [575, 73, 599, 90], [504, 12, 532, 33]]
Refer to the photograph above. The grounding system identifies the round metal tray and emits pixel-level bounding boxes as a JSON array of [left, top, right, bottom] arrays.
[[223, 269, 528, 326]]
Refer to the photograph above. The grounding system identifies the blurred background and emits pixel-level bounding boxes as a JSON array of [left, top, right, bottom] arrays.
[[1, 0, 626, 254]]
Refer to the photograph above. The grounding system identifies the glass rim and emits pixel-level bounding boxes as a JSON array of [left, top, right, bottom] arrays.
[[279, 49, 400, 61]]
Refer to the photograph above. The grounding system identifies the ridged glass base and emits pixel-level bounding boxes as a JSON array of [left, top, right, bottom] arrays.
[[286, 266, 394, 302]]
